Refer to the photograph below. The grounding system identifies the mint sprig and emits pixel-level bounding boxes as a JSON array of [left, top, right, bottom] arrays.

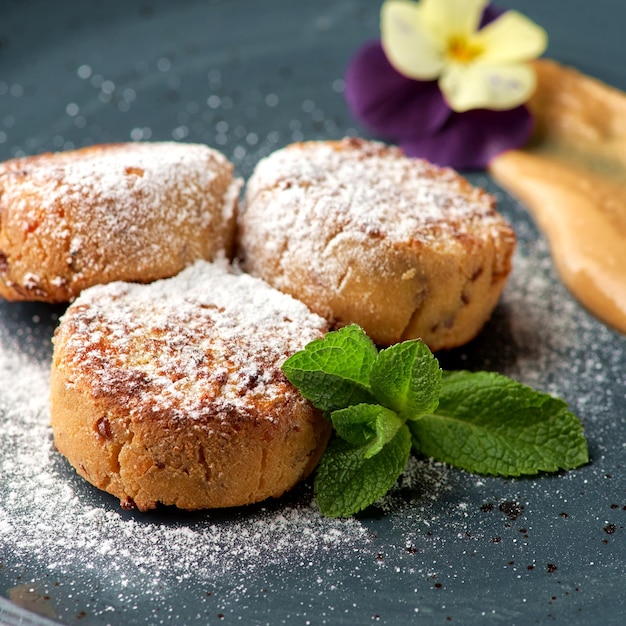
[[330, 404, 404, 458], [371, 340, 442, 420], [410, 370, 589, 476], [314, 426, 412, 518], [282, 325, 377, 412], [282, 325, 589, 517]]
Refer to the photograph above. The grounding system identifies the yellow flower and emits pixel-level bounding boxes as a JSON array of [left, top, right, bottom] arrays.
[[381, 0, 548, 112]]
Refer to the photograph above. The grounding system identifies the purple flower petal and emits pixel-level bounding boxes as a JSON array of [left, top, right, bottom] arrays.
[[400, 106, 534, 170], [480, 4, 506, 28], [344, 41, 451, 139]]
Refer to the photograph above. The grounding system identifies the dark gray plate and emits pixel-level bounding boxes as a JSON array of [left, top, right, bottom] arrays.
[[1, 1, 625, 624]]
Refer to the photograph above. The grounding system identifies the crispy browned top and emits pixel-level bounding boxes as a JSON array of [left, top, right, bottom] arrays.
[[53, 261, 329, 425]]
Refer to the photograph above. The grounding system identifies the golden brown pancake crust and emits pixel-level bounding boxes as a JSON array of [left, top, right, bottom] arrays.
[[238, 138, 516, 350], [0, 142, 241, 302], [50, 261, 331, 511]]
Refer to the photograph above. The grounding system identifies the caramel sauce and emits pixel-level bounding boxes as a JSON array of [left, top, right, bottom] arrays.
[[489, 59, 626, 334]]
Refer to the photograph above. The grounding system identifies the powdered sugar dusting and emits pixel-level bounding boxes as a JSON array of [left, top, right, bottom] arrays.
[[242, 138, 504, 247], [56, 260, 328, 421], [0, 283, 371, 623], [0, 231, 624, 622], [0, 142, 240, 300], [0, 206, 624, 625]]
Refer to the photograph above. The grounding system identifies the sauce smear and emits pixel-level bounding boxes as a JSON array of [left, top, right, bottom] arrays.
[[489, 59, 626, 334]]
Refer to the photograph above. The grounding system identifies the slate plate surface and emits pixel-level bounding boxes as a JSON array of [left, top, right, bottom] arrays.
[[1, 1, 625, 624]]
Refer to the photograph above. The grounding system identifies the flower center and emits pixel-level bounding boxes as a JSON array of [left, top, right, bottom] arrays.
[[447, 36, 483, 64]]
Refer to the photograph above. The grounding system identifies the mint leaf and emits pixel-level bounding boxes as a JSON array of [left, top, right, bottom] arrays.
[[330, 404, 404, 458], [314, 426, 412, 517], [282, 325, 377, 412], [409, 370, 589, 476], [370, 340, 442, 420]]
